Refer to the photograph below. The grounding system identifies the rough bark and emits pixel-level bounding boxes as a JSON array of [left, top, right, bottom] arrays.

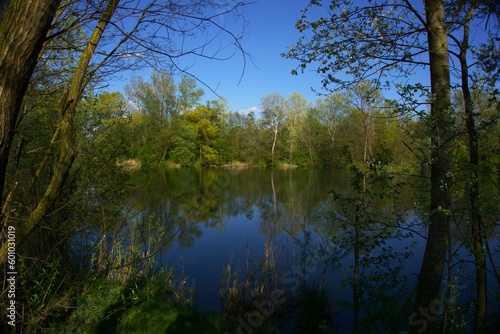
[[411, 1, 453, 333], [0, 0, 120, 263], [0, 0, 61, 210]]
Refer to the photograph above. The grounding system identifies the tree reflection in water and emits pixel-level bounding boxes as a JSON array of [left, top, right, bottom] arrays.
[[125, 168, 499, 333]]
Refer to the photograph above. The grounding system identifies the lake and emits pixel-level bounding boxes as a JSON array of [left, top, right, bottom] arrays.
[[121, 167, 498, 333]]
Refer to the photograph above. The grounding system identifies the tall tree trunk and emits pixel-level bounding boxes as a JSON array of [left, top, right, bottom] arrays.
[[0, 0, 61, 210], [0, 0, 119, 263], [271, 126, 278, 164], [411, 1, 453, 333], [457, 5, 486, 332]]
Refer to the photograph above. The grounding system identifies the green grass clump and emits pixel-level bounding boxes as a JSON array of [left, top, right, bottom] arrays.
[[52, 270, 234, 334], [115, 296, 232, 334]]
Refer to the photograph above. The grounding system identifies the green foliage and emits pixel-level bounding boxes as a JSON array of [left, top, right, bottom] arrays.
[[168, 134, 198, 166], [178, 76, 204, 114], [325, 159, 415, 332], [89, 72, 422, 170], [17, 258, 67, 330], [182, 104, 222, 165], [125, 73, 177, 127], [283, 0, 431, 93], [66, 276, 125, 331]]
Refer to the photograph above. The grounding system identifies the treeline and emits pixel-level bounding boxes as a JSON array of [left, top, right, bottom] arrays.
[[1, 0, 499, 331], [82, 72, 500, 174], [85, 73, 423, 169]]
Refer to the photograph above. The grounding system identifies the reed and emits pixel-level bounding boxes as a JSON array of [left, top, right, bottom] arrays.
[[219, 239, 286, 318]]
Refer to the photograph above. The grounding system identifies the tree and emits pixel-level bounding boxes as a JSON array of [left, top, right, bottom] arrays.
[[238, 111, 263, 164], [183, 104, 220, 166], [149, 72, 177, 126], [316, 93, 347, 164], [125, 72, 177, 127], [0, 0, 121, 264], [447, 2, 500, 331], [411, 4, 453, 333], [0, 0, 249, 263], [260, 93, 287, 165], [285, 92, 308, 164], [300, 106, 324, 167], [124, 73, 179, 164], [0, 0, 61, 211], [284, 1, 455, 332], [347, 82, 384, 165], [224, 111, 245, 162], [178, 76, 204, 114]]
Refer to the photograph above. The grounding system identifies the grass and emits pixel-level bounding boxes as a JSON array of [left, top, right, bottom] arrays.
[[111, 296, 233, 334], [50, 268, 338, 334], [298, 287, 333, 333], [219, 240, 286, 318], [38, 237, 336, 334], [49, 270, 235, 334]]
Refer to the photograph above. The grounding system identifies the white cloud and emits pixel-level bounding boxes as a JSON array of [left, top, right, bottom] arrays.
[[237, 106, 260, 115], [118, 51, 144, 58], [126, 100, 140, 114]]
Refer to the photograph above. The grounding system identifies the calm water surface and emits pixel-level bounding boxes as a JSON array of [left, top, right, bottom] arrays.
[[131, 168, 498, 332]]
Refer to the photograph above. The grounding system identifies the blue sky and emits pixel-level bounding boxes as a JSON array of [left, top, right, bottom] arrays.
[[110, 0, 322, 113], [195, 0, 321, 113], [105, 0, 495, 114]]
